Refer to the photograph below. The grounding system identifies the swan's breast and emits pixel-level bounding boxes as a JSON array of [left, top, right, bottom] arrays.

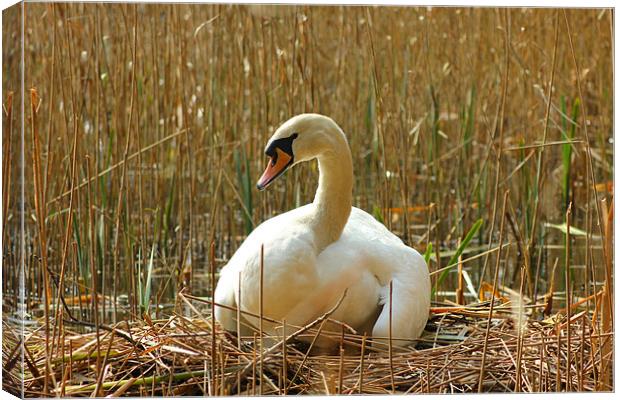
[[229, 205, 320, 320]]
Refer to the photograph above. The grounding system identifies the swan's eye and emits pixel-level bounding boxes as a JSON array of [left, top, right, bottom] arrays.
[[265, 132, 297, 160]]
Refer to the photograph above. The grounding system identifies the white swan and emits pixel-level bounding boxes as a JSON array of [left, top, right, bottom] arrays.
[[214, 114, 430, 347]]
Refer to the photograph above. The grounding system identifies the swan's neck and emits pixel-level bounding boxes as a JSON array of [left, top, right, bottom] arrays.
[[310, 147, 353, 251]]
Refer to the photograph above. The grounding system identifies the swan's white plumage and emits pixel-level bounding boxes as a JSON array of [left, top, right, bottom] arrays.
[[214, 114, 430, 348]]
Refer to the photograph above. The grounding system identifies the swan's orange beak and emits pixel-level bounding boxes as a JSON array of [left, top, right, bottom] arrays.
[[257, 148, 293, 190]]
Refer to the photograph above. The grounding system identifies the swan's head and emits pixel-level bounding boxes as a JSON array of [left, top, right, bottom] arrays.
[[257, 114, 346, 190]]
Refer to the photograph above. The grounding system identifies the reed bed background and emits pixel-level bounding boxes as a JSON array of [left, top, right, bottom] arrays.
[[2, 3, 614, 396]]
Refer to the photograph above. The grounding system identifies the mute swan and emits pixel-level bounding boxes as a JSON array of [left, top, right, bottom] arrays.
[[214, 114, 430, 347]]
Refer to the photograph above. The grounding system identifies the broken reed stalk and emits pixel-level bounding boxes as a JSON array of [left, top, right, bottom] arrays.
[[579, 313, 586, 391], [478, 190, 509, 392], [359, 335, 366, 394], [388, 280, 395, 393], [59, 333, 68, 397], [584, 168, 594, 315], [584, 186, 601, 383], [67, 339, 73, 395], [92, 329, 116, 397], [236, 271, 242, 394], [592, 197, 613, 390], [259, 244, 265, 395], [456, 239, 464, 305], [600, 199, 613, 388], [433, 205, 442, 286], [515, 266, 526, 392], [338, 340, 344, 394], [209, 240, 217, 395], [556, 319, 562, 391], [252, 332, 257, 395], [282, 319, 287, 395], [565, 202, 572, 391]]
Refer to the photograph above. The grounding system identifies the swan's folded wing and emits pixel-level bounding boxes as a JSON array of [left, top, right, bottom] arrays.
[[282, 265, 360, 327]]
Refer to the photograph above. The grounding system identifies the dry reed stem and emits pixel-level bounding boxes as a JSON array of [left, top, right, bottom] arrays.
[[478, 190, 509, 392], [388, 280, 395, 392], [209, 241, 217, 395], [259, 244, 264, 395], [565, 202, 572, 391]]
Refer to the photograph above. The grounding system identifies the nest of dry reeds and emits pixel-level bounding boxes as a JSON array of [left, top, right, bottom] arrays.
[[2, 285, 612, 397]]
